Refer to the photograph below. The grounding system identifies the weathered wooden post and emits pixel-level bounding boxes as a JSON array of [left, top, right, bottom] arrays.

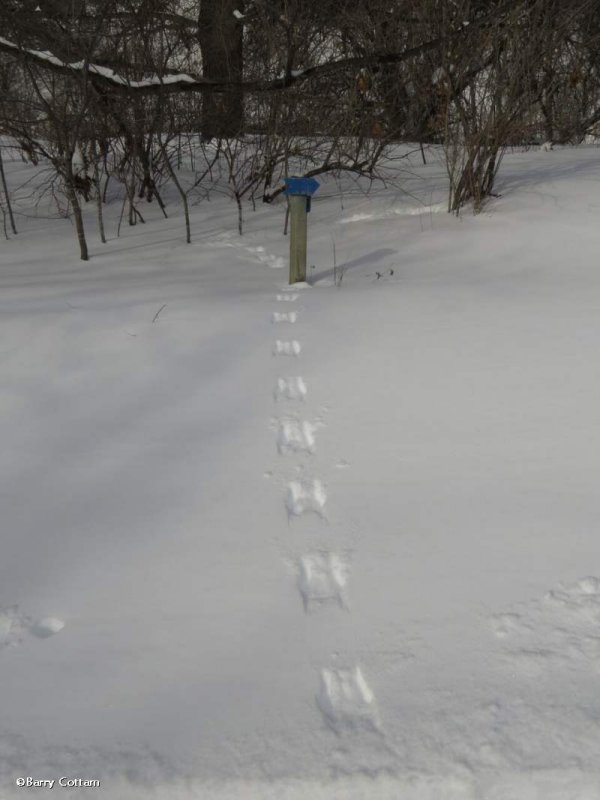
[[283, 177, 320, 285]]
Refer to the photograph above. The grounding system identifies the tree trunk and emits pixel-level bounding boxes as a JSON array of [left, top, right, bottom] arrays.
[[65, 178, 89, 261], [198, 0, 244, 139], [0, 147, 17, 235], [91, 141, 106, 244]]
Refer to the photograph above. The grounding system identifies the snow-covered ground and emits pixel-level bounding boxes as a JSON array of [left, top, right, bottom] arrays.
[[3, 145, 600, 798]]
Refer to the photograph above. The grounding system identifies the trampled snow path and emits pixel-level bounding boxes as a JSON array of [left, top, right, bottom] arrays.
[[0, 606, 30, 650], [206, 231, 287, 270], [491, 575, 600, 674], [247, 245, 285, 270]]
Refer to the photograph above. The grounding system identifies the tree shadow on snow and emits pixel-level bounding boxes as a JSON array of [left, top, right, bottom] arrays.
[[497, 151, 600, 195]]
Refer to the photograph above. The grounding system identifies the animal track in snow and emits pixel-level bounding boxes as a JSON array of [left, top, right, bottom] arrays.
[[277, 419, 316, 455], [274, 377, 307, 401], [317, 666, 379, 734], [286, 479, 327, 517], [273, 340, 301, 357], [0, 606, 64, 650], [545, 575, 600, 613], [272, 311, 298, 324], [0, 606, 30, 650], [491, 612, 528, 639], [276, 294, 299, 302], [298, 552, 349, 612]]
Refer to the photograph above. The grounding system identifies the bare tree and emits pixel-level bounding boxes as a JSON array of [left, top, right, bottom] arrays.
[[2, 0, 600, 255]]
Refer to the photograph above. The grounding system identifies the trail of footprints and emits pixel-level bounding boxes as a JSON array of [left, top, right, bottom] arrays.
[[270, 287, 380, 742], [270, 284, 600, 752]]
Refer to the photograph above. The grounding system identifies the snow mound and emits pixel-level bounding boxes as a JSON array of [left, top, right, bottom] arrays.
[[31, 617, 65, 638]]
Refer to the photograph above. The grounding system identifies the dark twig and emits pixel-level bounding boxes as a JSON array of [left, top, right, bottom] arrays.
[[152, 303, 167, 323]]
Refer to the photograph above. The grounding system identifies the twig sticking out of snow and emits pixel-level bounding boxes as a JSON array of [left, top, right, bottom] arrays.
[[152, 304, 167, 323]]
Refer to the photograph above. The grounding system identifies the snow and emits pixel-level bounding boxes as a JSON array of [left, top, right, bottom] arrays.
[[3, 143, 600, 797], [88, 64, 128, 85], [0, 36, 197, 89]]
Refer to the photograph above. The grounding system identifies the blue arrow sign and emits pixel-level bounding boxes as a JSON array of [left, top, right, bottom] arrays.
[[283, 176, 320, 197]]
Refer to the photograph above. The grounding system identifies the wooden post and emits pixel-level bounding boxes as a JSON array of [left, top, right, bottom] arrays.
[[284, 176, 318, 284], [288, 195, 308, 284]]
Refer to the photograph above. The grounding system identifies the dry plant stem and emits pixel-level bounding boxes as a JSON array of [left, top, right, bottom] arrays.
[[152, 303, 167, 323]]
